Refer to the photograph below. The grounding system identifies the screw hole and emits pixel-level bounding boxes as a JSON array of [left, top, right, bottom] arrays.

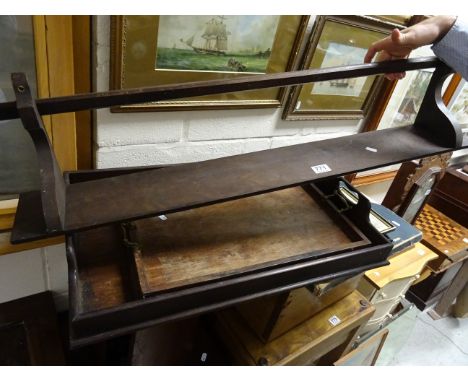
[[17, 85, 25, 93], [257, 357, 269, 366]]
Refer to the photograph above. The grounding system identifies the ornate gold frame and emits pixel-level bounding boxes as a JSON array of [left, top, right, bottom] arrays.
[[110, 15, 309, 112], [283, 16, 402, 121]]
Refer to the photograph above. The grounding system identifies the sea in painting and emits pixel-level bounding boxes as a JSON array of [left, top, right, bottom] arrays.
[[155, 16, 280, 74]]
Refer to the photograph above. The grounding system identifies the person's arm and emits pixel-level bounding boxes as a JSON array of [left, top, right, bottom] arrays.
[[364, 16, 458, 80], [432, 18, 468, 80]]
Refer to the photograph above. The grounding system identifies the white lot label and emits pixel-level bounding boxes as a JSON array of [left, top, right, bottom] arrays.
[[311, 164, 331, 174], [328, 315, 341, 326]]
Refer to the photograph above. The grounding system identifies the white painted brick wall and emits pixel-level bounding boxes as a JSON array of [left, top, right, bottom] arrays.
[[271, 131, 355, 149], [96, 110, 183, 147], [94, 16, 363, 168], [187, 108, 299, 141], [0, 239, 68, 310], [0, 247, 46, 303]]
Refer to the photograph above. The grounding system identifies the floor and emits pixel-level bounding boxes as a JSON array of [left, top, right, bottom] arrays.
[[376, 303, 468, 365]]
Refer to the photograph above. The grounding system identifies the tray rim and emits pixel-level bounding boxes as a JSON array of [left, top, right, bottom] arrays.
[[64, 175, 392, 348], [126, 184, 371, 297]]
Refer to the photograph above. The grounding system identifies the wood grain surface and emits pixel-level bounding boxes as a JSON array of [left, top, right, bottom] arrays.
[[130, 187, 362, 294], [415, 205, 468, 270], [215, 290, 374, 365]]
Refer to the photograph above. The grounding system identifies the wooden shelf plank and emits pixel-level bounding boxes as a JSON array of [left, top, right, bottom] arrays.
[[10, 126, 467, 244]]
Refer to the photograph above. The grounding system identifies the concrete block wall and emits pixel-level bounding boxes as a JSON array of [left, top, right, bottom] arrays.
[[0, 241, 68, 309]]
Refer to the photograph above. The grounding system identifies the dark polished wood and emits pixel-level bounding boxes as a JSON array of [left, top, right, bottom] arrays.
[[12, 73, 66, 234], [65, 176, 392, 348], [0, 292, 64, 365], [7, 58, 466, 243], [382, 154, 451, 214], [0, 57, 441, 121], [12, 126, 467, 244], [215, 291, 374, 365], [428, 260, 468, 319], [407, 261, 463, 311], [236, 274, 362, 343], [0, 322, 32, 365], [429, 164, 468, 227]]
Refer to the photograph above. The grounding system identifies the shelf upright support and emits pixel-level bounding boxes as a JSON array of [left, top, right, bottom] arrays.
[[11, 73, 65, 234], [414, 64, 462, 148]]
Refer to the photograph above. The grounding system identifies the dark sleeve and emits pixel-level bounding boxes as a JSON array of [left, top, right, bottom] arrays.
[[432, 18, 468, 80]]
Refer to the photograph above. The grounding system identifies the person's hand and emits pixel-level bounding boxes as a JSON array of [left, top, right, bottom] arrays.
[[364, 16, 457, 80], [365, 28, 417, 80]]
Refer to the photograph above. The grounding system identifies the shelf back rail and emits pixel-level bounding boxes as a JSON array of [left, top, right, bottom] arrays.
[[1, 57, 464, 243]]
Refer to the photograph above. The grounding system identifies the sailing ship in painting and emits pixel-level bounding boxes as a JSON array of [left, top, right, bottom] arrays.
[[156, 15, 280, 73], [181, 16, 229, 56]]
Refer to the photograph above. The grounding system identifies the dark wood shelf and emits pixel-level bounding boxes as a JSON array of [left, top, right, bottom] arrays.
[[11, 126, 467, 243]]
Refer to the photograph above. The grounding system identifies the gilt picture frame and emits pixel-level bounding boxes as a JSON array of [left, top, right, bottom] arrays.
[[282, 16, 401, 120], [449, 79, 468, 128], [110, 15, 308, 112]]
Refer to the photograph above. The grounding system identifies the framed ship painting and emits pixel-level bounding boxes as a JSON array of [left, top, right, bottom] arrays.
[[282, 16, 401, 120], [110, 15, 308, 111]]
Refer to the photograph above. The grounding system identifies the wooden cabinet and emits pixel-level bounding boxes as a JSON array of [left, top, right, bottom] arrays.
[[215, 290, 374, 366], [406, 166, 468, 312], [0, 292, 64, 365], [235, 274, 361, 342], [429, 164, 468, 227], [358, 243, 438, 333], [414, 205, 468, 273], [407, 261, 464, 310]]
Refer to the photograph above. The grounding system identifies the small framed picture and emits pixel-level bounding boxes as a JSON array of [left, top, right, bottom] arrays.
[[283, 16, 401, 120]]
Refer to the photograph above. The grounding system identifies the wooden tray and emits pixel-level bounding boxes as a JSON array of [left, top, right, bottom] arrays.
[[126, 187, 366, 297], [65, 173, 392, 348]]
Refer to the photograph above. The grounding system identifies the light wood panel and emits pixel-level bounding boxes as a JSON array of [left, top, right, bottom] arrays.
[[72, 16, 92, 170], [365, 242, 438, 289], [443, 73, 462, 106], [216, 290, 374, 365], [44, 15, 77, 172], [0, 199, 18, 231], [353, 170, 398, 187], [0, 232, 63, 256]]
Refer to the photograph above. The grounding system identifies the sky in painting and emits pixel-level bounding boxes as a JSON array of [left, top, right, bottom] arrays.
[[157, 15, 280, 53]]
